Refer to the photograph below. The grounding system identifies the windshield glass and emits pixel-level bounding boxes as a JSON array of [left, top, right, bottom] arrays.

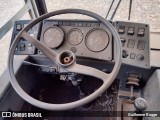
[[45, 0, 160, 32]]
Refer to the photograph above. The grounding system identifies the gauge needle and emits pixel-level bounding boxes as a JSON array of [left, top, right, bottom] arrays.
[[71, 36, 78, 40]]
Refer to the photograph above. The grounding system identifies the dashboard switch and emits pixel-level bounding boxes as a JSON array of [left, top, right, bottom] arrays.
[[127, 39, 135, 48], [16, 24, 22, 30], [130, 53, 136, 59], [118, 26, 125, 34], [28, 43, 32, 52], [137, 41, 146, 50], [138, 28, 145, 36], [128, 27, 134, 35], [137, 54, 144, 61], [122, 50, 129, 58], [19, 43, 25, 51], [121, 38, 126, 47]]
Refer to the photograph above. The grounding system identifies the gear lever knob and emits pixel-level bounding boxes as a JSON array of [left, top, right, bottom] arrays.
[[134, 97, 147, 111]]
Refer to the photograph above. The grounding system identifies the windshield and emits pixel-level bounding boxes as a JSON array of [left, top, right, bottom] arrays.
[[45, 0, 160, 32]]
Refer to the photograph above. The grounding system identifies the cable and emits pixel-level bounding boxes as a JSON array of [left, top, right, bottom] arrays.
[[105, 0, 115, 19]]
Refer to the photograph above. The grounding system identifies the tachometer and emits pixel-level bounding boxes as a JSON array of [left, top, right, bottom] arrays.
[[85, 29, 109, 52], [43, 27, 64, 48], [67, 29, 83, 45]]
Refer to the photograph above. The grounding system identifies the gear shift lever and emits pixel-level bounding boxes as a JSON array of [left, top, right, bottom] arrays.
[[134, 97, 147, 111]]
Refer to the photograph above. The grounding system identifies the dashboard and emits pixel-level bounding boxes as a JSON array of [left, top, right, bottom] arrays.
[[11, 20, 150, 69]]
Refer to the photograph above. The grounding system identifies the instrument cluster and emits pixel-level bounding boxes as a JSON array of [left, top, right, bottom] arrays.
[[40, 20, 113, 61]]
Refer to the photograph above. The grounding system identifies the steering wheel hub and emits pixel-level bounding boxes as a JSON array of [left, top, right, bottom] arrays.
[[58, 50, 75, 67]]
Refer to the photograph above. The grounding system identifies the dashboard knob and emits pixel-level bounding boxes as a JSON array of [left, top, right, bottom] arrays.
[[122, 50, 128, 58], [137, 54, 144, 61], [134, 97, 147, 111]]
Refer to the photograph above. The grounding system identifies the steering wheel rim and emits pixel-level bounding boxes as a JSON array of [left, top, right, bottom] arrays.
[[8, 9, 122, 110]]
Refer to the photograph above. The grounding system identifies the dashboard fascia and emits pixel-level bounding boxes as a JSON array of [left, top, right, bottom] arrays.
[[11, 19, 151, 69]]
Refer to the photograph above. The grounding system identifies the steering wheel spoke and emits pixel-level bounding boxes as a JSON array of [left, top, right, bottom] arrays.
[[67, 63, 109, 82], [21, 32, 58, 62]]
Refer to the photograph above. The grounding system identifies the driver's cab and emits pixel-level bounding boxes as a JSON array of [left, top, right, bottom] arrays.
[[0, 0, 160, 120]]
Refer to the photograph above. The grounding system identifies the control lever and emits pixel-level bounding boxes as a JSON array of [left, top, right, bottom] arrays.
[[126, 74, 140, 101]]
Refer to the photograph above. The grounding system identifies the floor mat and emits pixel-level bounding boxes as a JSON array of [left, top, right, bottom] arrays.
[[25, 75, 119, 120]]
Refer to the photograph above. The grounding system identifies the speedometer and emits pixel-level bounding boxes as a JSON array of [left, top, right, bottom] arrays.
[[43, 27, 64, 49], [85, 29, 109, 52]]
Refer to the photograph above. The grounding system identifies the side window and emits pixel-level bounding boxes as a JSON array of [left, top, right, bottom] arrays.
[[0, 0, 33, 76]]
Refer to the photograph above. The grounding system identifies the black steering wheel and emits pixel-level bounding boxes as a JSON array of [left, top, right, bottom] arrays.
[[8, 9, 122, 110]]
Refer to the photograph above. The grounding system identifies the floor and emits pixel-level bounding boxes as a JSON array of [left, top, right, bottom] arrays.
[[0, 0, 160, 76]]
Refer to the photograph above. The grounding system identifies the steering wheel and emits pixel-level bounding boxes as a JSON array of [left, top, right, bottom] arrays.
[[8, 9, 122, 110]]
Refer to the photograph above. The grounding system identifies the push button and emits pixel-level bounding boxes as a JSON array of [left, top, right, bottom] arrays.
[[138, 28, 145, 36], [127, 39, 135, 48], [128, 27, 134, 35], [118, 26, 125, 34], [130, 53, 136, 59], [16, 24, 22, 30], [137, 41, 146, 50]]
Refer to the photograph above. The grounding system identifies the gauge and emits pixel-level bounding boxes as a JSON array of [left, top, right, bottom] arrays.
[[85, 29, 109, 52], [67, 29, 83, 45], [43, 27, 64, 48]]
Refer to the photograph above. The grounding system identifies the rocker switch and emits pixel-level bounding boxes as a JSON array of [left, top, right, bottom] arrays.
[[118, 26, 125, 34], [138, 28, 145, 36], [128, 27, 134, 35]]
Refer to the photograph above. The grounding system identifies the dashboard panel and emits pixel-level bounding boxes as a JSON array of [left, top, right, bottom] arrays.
[[114, 21, 150, 68], [11, 20, 41, 55], [11, 20, 150, 69]]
